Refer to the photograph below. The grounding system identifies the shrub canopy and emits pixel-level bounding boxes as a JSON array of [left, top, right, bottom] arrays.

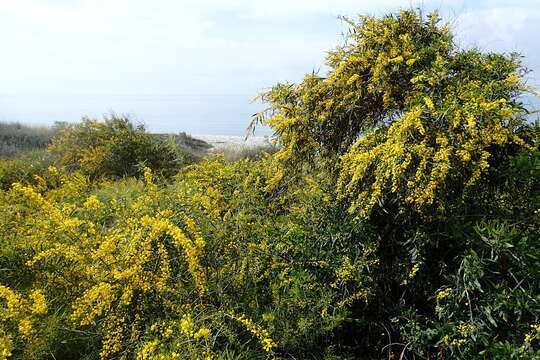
[[0, 8, 538, 360], [258, 9, 533, 217], [48, 115, 181, 178]]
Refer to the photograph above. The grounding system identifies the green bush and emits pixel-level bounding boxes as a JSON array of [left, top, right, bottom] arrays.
[[254, 8, 539, 358], [48, 115, 185, 179], [0, 121, 56, 158], [0, 8, 538, 360], [0, 151, 52, 190]]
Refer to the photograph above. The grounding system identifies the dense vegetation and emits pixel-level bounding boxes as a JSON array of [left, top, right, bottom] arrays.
[[0, 117, 211, 190], [47, 116, 187, 179], [0, 122, 56, 158], [1, 9, 538, 360]]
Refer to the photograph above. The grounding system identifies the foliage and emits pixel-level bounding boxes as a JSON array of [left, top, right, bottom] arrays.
[[256, 9, 532, 218], [0, 151, 52, 191], [48, 115, 184, 179], [0, 8, 539, 360], [0, 121, 56, 158], [0, 159, 376, 359]]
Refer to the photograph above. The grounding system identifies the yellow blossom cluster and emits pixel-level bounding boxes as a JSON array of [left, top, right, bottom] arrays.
[[522, 323, 540, 350], [402, 261, 423, 285], [0, 286, 47, 359], [436, 287, 452, 300], [442, 334, 467, 347], [227, 311, 277, 355], [0, 168, 212, 359], [256, 9, 532, 219], [134, 313, 215, 360]]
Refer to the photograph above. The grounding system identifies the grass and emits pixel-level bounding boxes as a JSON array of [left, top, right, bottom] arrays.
[[154, 132, 213, 160], [213, 143, 279, 161], [0, 121, 57, 158], [156, 133, 278, 161]]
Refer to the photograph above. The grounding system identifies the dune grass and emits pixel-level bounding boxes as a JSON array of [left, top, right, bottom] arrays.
[[211, 143, 279, 161], [0, 121, 57, 158]]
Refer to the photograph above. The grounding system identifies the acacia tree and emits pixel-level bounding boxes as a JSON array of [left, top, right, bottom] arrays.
[[256, 9, 539, 359], [257, 9, 534, 218]]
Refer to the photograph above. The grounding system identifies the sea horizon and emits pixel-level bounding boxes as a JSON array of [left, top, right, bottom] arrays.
[[0, 93, 272, 136]]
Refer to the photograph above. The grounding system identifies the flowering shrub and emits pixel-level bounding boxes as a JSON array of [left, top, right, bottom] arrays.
[[256, 9, 532, 218], [0, 8, 538, 360], [48, 115, 183, 179], [0, 151, 51, 190]]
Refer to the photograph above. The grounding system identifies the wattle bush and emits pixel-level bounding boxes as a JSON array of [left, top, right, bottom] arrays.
[[0, 151, 52, 191], [0, 8, 538, 360], [48, 115, 183, 179]]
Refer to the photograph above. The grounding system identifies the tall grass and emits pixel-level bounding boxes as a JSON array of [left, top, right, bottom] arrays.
[[213, 143, 279, 161], [155, 132, 213, 161], [0, 121, 57, 158]]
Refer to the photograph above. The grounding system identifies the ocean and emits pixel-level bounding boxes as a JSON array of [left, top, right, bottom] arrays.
[[0, 93, 272, 136]]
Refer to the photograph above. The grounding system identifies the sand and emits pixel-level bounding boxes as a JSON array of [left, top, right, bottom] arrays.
[[191, 134, 274, 151]]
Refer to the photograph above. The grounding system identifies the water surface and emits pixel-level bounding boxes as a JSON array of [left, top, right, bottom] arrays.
[[0, 93, 272, 136]]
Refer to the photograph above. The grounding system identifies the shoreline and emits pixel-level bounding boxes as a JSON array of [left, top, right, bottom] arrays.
[[191, 134, 273, 150]]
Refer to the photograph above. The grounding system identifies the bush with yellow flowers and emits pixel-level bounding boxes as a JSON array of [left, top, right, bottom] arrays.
[[256, 9, 532, 219], [48, 115, 184, 179], [0, 8, 538, 360], [253, 8, 539, 359], [0, 151, 52, 191], [0, 156, 381, 359]]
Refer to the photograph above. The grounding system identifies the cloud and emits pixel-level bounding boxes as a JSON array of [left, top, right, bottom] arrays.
[[455, 7, 540, 47], [0, 0, 99, 28], [454, 6, 540, 86], [174, 0, 470, 19], [0, 0, 341, 95], [1, 0, 539, 95]]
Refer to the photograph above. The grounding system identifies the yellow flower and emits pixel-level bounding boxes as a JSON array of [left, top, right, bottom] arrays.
[[194, 328, 212, 340], [83, 195, 103, 211], [227, 312, 277, 354], [436, 287, 452, 300], [18, 317, 35, 338], [0, 336, 13, 360], [29, 290, 47, 315], [406, 58, 417, 66], [423, 97, 434, 110]]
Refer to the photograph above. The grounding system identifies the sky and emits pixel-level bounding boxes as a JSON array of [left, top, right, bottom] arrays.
[[0, 0, 539, 134]]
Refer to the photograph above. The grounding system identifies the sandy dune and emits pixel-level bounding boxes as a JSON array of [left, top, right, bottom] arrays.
[[192, 134, 274, 151]]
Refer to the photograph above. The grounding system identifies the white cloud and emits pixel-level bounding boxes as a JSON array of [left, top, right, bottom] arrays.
[[1, 0, 538, 132], [170, 0, 470, 19], [454, 6, 540, 87], [0, 0, 342, 95], [1, 0, 539, 94], [455, 7, 540, 47], [0, 0, 99, 28]]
